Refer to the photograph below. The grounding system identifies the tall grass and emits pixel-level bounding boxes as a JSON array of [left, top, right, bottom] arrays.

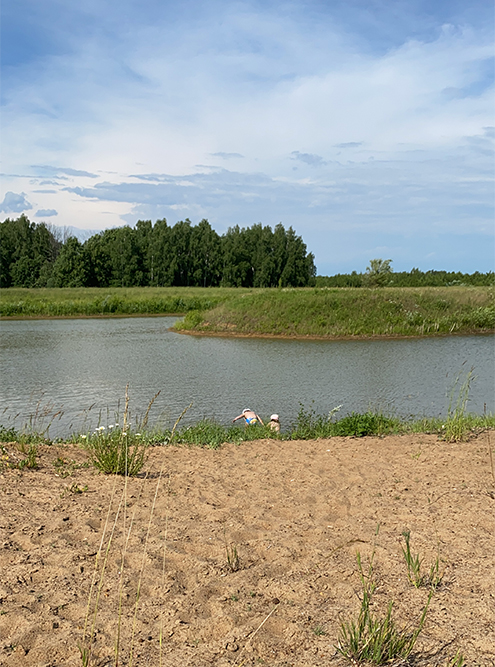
[[0, 286, 239, 317], [443, 366, 475, 442]]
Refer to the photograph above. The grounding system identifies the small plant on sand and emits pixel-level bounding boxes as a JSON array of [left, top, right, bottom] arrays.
[[401, 530, 443, 590], [336, 550, 431, 664], [16, 444, 38, 470], [223, 526, 241, 572], [448, 651, 466, 667]]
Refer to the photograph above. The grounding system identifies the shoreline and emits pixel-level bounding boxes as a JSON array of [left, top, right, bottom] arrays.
[[173, 326, 495, 342]]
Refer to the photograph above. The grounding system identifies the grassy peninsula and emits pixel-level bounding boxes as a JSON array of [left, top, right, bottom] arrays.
[[174, 286, 495, 338]]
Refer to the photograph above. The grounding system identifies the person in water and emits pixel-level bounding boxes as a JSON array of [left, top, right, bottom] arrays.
[[232, 408, 264, 426], [268, 414, 280, 433]]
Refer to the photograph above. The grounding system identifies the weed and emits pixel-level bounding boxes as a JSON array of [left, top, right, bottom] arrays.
[[61, 483, 88, 497], [290, 404, 399, 440], [313, 625, 326, 636], [0, 445, 12, 471], [448, 651, 466, 667], [0, 425, 18, 442], [226, 542, 241, 573], [444, 366, 474, 442], [332, 412, 398, 437], [336, 550, 431, 664], [401, 531, 443, 590], [17, 444, 38, 470], [86, 426, 148, 476], [53, 456, 89, 478]]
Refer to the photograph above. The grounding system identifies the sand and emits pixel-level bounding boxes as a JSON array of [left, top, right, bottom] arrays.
[[1, 433, 494, 667]]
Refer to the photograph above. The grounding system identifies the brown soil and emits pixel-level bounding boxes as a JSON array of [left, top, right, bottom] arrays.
[[1, 434, 494, 667]]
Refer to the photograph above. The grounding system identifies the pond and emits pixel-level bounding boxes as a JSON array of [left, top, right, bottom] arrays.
[[0, 317, 493, 438]]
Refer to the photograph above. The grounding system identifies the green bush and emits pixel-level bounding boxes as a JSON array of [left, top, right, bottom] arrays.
[[332, 412, 397, 437]]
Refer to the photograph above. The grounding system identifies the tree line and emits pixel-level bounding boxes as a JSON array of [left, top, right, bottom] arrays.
[[0, 215, 316, 288], [315, 260, 494, 288]]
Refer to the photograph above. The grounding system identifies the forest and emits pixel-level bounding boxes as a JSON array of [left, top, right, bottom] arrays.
[[0, 215, 316, 289], [1, 215, 493, 289]]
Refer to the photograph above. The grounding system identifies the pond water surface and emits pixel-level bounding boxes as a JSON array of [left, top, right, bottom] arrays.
[[0, 317, 493, 438]]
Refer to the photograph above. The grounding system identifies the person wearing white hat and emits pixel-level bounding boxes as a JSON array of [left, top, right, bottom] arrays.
[[232, 408, 264, 426], [268, 414, 280, 433]]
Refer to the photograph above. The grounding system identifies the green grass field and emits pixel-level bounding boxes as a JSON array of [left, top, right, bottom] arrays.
[[0, 286, 243, 317]]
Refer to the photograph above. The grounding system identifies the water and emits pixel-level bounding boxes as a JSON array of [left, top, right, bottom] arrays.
[[0, 317, 494, 438]]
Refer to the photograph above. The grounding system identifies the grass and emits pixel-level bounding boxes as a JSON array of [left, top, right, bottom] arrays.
[[2, 409, 494, 453], [401, 530, 443, 590], [174, 286, 495, 338], [83, 386, 159, 476], [0, 286, 240, 318], [443, 366, 475, 442], [336, 550, 432, 664]]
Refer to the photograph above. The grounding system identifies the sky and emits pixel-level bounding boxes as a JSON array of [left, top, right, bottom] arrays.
[[1, 0, 494, 275]]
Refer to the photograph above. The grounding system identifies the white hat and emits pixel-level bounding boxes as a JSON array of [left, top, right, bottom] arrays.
[[243, 408, 250, 413], [270, 414, 279, 421]]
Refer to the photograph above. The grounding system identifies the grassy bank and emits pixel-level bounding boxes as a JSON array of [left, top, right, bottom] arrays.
[[0, 286, 241, 317], [175, 286, 495, 338], [2, 408, 494, 455], [1, 286, 493, 338]]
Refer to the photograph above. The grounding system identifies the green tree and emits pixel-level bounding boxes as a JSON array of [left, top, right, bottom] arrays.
[[0, 216, 61, 287], [364, 258, 393, 287], [52, 237, 88, 287], [150, 218, 172, 286], [168, 220, 193, 286], [221, 225, 252, 286], [189, 219, 222, 287], [83, 234, 112, 287]]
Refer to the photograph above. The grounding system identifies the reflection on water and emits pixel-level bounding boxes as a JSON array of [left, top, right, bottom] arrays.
[[0, 317, 494, 438]]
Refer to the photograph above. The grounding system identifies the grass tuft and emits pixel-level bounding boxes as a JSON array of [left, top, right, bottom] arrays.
[[336, 550, 431, 665], [401, 530, 443, 590]]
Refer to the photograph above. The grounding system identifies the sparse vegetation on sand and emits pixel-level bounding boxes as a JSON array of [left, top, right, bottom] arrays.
[[1, 432, 492, 666]]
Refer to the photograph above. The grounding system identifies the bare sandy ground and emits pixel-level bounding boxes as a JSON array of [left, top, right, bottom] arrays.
[[1, 433, 494, 667]]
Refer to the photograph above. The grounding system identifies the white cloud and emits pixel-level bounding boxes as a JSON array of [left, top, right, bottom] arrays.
[[0, 191, 32, 213]]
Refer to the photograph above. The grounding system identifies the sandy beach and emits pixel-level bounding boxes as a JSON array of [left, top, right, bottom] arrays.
[[1, 433, 494, 666]]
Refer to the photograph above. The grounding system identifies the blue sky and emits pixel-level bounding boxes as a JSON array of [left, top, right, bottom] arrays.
[[1, 0, 494, 274]]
